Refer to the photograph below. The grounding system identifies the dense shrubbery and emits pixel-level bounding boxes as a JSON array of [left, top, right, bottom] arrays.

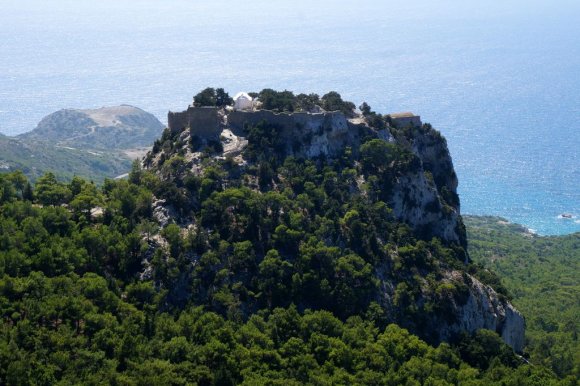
[[257, 89, 298, 112], [319, 91, 356, 117], [0, 171, 568, 384], [255, 89, 356, 116], [193, 87, 233, 108]]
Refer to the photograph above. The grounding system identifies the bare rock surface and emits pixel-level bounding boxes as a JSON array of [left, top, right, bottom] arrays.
[[441, 271, 525, 352]]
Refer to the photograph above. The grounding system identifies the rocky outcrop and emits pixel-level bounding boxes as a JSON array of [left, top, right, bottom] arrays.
[[398, 125, 465, 245], [390, 171, 462, 244], [152, 199, 175, 228], [410, 127, 459, 204], [149, 102, 524, 351], [440, 271, 525, 352], [157, 106, 465, 245]]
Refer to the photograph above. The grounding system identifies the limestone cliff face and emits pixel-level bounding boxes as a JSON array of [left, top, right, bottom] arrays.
[[439, 271, 525, 352], [389, 171, 462, 244], [411, 127, 458, 196], [395, 125, 465, 246]]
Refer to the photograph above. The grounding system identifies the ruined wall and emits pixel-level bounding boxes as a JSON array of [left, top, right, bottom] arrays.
[[227, 110, 361, 157], [169, 106, 368, 158], [227, 110, 302, 138], [188, 107, 220, 138], [167, 111, 189, 133], [168, 107, 220, 138], [391, 115, 422, 129]]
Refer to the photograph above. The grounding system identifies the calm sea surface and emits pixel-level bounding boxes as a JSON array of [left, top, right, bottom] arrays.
[[1, 0, 579, 235]]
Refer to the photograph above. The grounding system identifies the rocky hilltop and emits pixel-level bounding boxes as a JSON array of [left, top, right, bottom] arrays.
[[18, 105, 164, 150], [142, 89, 524, 351], [0, 105, 164, 181], [155, 100, 463, 246]]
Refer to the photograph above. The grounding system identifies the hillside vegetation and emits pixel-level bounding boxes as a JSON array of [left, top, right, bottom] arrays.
[[0, 170, 573, 385], [466, 215, 579, 378], [0, 135, 131, 182], [0, 106, 163, 182]]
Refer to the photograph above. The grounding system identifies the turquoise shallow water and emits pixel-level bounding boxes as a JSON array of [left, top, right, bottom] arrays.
[[0, 0, 579, 235]]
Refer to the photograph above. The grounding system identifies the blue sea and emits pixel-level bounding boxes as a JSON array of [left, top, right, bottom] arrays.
[[1, 0, 579, 235]]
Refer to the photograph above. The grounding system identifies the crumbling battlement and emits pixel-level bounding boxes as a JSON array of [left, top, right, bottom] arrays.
[[167, 105, 369, 157], [168, 105, 422, 147], [228, 110, 347, 138], [228, 109, 369, 157], [168, 107, 220, 138], [390, 112, 422, 129]]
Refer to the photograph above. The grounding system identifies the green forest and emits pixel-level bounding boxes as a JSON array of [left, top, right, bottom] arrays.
[[0, 179, 575, 383], [466, 216, 579, 379]]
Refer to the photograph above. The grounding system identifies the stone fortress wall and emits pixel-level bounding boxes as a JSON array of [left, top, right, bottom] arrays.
[[228, 109, 364, 157], [389, 113, 422, 129], [168, 107, 220, 138], [168, 106, 360, 157], [167, 105, 422, 158], [227, 109, 346, 137]]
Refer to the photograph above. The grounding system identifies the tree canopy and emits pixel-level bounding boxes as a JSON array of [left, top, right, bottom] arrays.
[[193, 87, 233, 107]]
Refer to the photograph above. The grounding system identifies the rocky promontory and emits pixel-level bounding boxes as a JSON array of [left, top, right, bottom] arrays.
[[142, 89, 524, 351]]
